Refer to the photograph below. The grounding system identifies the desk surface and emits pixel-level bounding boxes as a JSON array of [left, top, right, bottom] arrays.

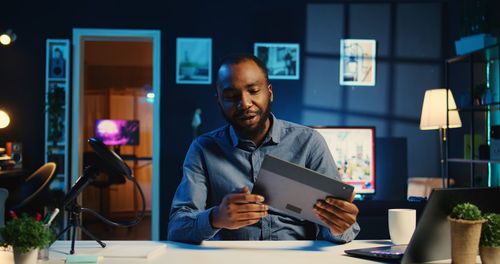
[[0, 168, 25, 177], [43, 240, 463, 264]]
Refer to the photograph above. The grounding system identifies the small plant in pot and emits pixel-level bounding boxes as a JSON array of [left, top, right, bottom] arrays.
[[0, 214, 54, 264], [480, 213, 500, 264], [448, 202, 486, 264]]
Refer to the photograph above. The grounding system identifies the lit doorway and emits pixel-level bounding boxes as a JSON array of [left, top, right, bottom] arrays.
[[71, 29, 160, 240]]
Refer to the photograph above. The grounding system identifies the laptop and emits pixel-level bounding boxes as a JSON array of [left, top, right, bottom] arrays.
[[345, 187, 500, 263], [252, 155, 354, 226]]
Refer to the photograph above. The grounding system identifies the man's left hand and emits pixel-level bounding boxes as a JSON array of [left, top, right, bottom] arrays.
[[313, 192, 359, 236]]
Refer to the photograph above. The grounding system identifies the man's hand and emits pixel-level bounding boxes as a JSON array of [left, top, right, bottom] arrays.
[[210, 186, 268, 230], [313, 192, 358, 235]]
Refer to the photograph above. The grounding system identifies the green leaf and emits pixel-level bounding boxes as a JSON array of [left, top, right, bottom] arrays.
[[450, 202, 483, 221], [0, 214, 54, 253], [481, 213, 500, 247]]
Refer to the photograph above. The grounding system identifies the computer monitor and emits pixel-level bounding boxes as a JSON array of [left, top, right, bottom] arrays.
[[311, 126, 376, 195], [94, 119, 140, 146]]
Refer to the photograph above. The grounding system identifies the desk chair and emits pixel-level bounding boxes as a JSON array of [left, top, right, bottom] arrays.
[[0, 188, 8, 227], [6, 162, 56, 210]]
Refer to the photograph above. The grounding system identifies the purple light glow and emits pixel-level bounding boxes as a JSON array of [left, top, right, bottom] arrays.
[[95, 119, 139, 146]]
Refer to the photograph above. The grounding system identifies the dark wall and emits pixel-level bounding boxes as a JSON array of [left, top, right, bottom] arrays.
[[1, 0, 460, 239]]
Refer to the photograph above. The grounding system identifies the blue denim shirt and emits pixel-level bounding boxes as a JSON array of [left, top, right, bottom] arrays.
[[168, 115, 360, 243]]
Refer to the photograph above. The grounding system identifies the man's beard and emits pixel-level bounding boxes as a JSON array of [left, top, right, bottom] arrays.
[[220, 104, 271, 140]]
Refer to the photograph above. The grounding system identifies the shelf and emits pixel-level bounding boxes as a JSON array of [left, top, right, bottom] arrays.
[[49, 178, 65, 190], [45, 39, 70, 195], [447, 158, 500, 164], [48, 147, 67, 155], [450, 102, 500, 112], [446, 43, 500, 63], [48, 78, 68, 82], [446, 43, 500, 187], [121, 155, 153, 161]]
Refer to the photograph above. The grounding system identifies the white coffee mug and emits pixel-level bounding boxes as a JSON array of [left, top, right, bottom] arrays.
[[388, 208, 416, 245]]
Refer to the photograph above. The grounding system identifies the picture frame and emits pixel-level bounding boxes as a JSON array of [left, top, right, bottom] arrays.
[[48, 42, 69, 79], [176, 38, 212, 84], [254, 43, 300, 80], [339, 39, 376, 86]]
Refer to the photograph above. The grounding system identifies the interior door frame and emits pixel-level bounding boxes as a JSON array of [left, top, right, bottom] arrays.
[[72, 28, 161, 240]]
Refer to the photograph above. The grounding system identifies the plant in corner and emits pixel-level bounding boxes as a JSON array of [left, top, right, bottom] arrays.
[[0, 214, 54, 264], [480, 213, 500, 264], [448, 202, 487, 264], [46, 83, 65, 154]]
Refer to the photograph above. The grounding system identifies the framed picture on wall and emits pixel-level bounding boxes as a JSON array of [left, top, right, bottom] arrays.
[[254, 43, 300, 80], [176, 38, 212, 84], [48, 42, 69, 79], [339, 39, 376, 86]]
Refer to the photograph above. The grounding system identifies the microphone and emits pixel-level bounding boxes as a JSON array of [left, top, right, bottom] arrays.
[[62, 138, 133, 208], [62, 165, 99, 209], [88, 138, 132, 180]]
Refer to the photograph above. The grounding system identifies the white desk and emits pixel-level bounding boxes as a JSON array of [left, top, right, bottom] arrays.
[[45, 240, 458, 264]]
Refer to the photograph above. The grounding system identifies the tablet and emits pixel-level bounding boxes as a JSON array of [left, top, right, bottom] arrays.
[[252, 155, 354, 226]]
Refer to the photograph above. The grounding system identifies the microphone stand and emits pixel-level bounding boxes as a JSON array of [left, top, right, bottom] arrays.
[[53, 139, 146, 254], [55, 201, 106, 254], [55, 165, 106, 254]]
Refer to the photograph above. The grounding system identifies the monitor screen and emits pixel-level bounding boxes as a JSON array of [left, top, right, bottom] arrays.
[[94, 119, 140, 146], [311, 126, 376, 194]]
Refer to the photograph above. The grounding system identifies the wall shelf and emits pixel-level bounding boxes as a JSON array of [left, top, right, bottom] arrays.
[[447, 158, 500, 164], [445, 43, 500, 187], [45, 39, 70, 192], [451, 102, 500, 112]]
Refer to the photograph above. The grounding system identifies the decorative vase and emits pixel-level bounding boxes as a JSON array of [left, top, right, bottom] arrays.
[[480, 247, 500, 264], [448, 216, 486, 264], [13, 248, 39, 264]]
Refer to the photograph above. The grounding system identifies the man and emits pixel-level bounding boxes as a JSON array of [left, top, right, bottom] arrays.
[[168, 54, 360, 243]]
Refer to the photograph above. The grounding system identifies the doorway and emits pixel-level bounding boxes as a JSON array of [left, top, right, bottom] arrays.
[[71, 29, 161, 240]]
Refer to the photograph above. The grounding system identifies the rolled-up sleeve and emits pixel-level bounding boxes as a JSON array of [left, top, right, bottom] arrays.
[[319, 222, 361, 243], [168, 140, 221, 243]]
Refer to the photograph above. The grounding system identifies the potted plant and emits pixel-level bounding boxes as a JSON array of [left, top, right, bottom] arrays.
[[480, 213, 500, 264], [448, 202, 486, 264], [0, 214, 53, 264], [46, 83, 65, 151]]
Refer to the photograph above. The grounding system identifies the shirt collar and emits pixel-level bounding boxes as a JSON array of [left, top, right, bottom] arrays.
[[229, 113, 281, 148]]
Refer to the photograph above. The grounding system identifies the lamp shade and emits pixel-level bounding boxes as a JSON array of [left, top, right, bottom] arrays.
[[420, 89, 462, 130]]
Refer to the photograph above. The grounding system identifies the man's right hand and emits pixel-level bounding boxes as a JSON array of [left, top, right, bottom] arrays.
[[210, 186, 268, 229]]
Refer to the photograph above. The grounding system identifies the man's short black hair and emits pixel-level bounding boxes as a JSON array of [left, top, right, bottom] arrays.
[[216, 54, 269, 86]]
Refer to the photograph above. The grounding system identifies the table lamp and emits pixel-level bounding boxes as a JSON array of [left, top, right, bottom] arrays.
[[419, 88, 462, 188]]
